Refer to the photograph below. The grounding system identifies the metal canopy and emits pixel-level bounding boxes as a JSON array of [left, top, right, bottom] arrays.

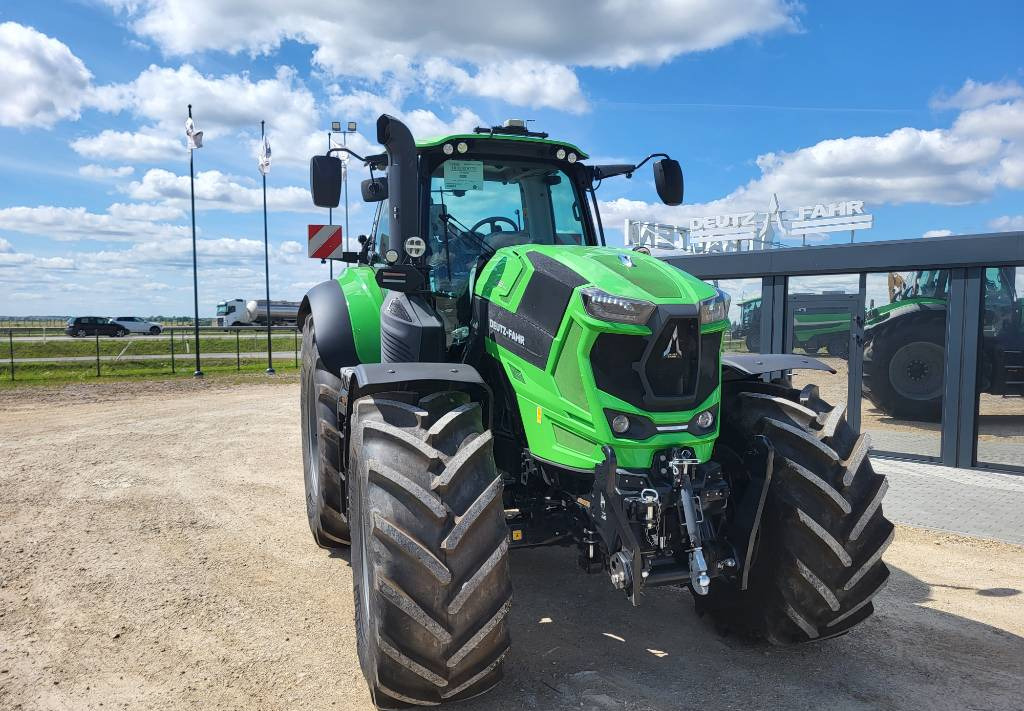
[[657, 231, 1024, 279]]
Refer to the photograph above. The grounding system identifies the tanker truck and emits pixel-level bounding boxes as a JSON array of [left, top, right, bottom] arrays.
[[216, 298, 300, 327]]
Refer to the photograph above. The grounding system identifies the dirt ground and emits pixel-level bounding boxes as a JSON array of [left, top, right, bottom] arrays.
[[1, 380, 1022, 711]]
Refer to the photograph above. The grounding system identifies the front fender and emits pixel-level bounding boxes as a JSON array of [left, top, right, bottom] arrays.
[[299, 280, 360, 374], [722, 353, 835, 381], [299, 267, 383, 374]]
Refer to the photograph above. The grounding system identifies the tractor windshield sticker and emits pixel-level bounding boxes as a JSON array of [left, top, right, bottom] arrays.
[[443, 160, 484, 191]]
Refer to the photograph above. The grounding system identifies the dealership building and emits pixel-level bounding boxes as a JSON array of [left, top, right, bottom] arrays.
[[628, 197, 1024, 473]]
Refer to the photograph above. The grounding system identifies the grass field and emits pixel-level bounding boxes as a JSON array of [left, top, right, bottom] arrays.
[[6, 332, 299, 359], [0, 358, 300, 385]]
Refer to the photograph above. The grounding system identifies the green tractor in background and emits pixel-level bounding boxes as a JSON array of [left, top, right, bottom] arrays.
[[736, 295, 851, 357], [299, 115, 893, 709], [864, 267, 1024, 421]]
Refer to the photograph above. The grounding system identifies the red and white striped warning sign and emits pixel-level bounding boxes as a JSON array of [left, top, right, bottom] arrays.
[[307, 224, 343, 259]]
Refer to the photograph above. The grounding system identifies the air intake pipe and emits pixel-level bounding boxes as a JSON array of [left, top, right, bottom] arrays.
[[376, 114, 418, 255]]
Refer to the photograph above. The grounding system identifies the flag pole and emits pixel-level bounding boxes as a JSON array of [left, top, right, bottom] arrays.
[[343, 129, 350, 258], [261, 120, 274, 375], [188, 104, 203, 378], [327, 131, 333, 281]]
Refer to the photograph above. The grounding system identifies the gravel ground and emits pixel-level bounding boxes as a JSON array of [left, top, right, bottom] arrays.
[[1, 380, 1022, 710]]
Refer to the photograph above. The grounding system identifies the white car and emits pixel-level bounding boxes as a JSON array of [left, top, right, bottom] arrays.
[[111, 316, 163, 335]]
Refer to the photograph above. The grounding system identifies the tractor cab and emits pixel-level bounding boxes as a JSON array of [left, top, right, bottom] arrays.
[[309, 116, 683, 355]]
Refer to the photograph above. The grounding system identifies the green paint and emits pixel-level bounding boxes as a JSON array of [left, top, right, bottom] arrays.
[[336, 266, 384, 364], [415, 133, 589, 159], [476, 244, 724, 470]]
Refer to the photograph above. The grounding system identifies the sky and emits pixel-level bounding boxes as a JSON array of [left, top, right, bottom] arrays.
[[0, 0, 1022, 317]]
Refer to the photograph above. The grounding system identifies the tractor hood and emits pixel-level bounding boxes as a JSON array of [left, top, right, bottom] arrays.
[[513, 245, 717, 305]]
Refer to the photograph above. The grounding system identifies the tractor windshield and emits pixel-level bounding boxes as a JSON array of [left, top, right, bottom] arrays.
[[426, 158, 587, 296]]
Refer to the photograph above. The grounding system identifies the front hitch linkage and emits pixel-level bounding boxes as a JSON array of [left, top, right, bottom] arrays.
[[671, 452, 711, 595]]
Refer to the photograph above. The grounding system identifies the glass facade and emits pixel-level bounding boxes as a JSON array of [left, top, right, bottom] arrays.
[[975, 266, 1024, 469], [783, 275, 858, 419], [713, 278, 763, 353], [859, 271, 949, 459]]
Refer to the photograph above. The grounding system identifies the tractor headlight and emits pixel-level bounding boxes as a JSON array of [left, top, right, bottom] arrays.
[[581, 288, 655, 325], [699, 289, 730, 325]]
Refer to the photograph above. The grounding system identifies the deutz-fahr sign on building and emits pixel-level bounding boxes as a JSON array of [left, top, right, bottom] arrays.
[[626, 194, 874, 253]]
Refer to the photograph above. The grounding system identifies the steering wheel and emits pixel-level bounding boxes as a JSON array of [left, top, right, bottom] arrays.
[[469, 216, 519, 236]]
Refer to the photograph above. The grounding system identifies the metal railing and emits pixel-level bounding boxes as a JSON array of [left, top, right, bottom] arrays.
[[3, 325, 301, 382]]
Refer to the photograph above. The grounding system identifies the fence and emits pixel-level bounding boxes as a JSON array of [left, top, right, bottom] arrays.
[[2, 325, 301, 382]]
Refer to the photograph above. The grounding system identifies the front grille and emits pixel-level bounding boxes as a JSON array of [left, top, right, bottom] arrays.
[[645, 318, 699, 398], [590, 317, 721, 412]]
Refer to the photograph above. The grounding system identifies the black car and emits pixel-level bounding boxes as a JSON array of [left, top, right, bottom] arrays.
[[66, 316, 128, 338]]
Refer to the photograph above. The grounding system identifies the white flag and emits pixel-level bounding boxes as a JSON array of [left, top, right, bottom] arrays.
[[258, 134, 271, 175], [185, 117, 203, 150]]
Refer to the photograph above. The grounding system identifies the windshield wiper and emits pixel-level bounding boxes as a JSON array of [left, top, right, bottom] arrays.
[[441, 214, 496, 256]]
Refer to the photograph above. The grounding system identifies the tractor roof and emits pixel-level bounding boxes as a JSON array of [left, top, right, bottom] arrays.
[[416, 120, 588, 159]]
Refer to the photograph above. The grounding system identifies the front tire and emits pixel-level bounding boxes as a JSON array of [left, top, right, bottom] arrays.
[[350, 391, 512, 709], [300, 314, 350, 547], [149, 326, 161, 335], [703, 381, 893, 643]]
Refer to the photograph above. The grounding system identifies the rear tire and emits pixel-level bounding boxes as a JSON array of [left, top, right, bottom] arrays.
[[702, 381, 893, 643], [864, 321, 944, 421], [300, 314, 350, 548], [349, 391, 512, 709]]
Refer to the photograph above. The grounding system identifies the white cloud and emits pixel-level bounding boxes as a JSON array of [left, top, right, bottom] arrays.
[[931, 78, 1024, 110], [90, 64, 319, 164], [79, 164, 135, 179], [423, 59, 587, 113], [0, 247, 75, 271], [922, 229, 954, 238], [404, 108, 484, 139], [0, 22, 92, 128], [100, 0, 797, 113], [989, 215, 1024, 231], [71, 129, 183, 162], [102, 1, 798, 67], [0, 237, 12, 253], [953, 100, 1024, 141], [599, 85, 1024, 232], [125, 168, 317, 213], [0, 205, 190, 242]]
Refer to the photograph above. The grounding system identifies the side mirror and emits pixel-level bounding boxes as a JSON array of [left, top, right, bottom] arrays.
[[309, 155, 342, 208], [361, 177, 388, 202], [653, 158, 683, 206]]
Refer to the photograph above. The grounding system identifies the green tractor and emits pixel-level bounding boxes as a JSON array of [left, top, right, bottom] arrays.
[[737, 295, 851, 357], [299, 115, 893, 709], [864, 267, 1024, 421]]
